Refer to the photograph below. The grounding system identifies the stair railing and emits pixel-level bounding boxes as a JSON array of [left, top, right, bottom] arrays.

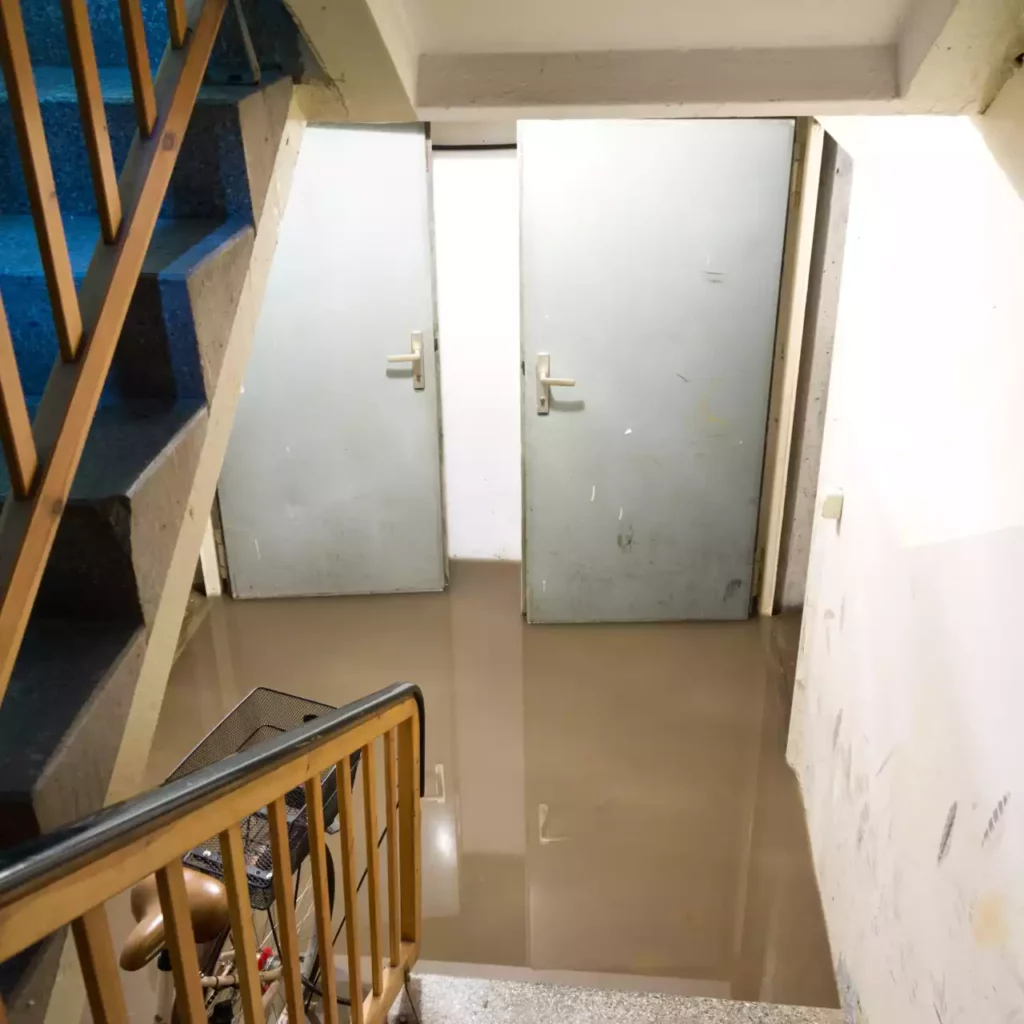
[[0, 0, 229, 707], [0, 682, 425, 1024]]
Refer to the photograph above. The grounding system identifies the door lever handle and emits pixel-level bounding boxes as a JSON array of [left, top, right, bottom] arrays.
[[387, 331, 425, 390], [536, 353, 575, 414]]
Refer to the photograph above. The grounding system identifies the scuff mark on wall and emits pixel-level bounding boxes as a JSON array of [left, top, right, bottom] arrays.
[[982, 793, 1010, 845], [937, 801, 957, 865], [835, 955, 865, 1024], [856, 803, 870, 850]]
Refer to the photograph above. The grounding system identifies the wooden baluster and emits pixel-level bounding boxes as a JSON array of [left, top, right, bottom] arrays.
[[61, 0, 122, 242], [117, 0, 157, 136], [267, 797, 305, 1024], [219, 825, 264, 1024], [155, 861, 206, 1023], [305, 775, 340, 1024], [362, 741, 384, 996], [0, 0, 84, 361], [338, 753, 365, 1024], [0, 0, 228, 709], [397, 714, 422, 950], [0, 294, 36, 499], [165, 0, 188, 48], [71, 905, 129, 1024], [383, 728, 401, 966]]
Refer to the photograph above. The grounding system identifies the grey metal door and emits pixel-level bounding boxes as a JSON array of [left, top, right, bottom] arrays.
[[520, 119, 793, 623], [219, 125, 444, 598]]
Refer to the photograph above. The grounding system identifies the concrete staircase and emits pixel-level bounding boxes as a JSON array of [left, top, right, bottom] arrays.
[[392, 974, 846, 1024], [0, 0, 304, 1012]]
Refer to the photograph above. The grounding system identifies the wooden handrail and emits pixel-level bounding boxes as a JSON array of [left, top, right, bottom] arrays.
[[0, 686, 424, 1024], [0, 0, 228, 708]]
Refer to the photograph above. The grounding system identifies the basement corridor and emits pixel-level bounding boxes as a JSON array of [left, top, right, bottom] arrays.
[[145, 561, 838, 1010]]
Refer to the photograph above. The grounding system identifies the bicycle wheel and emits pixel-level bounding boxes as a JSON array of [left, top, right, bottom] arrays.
[[187, 843, 336, 1024]]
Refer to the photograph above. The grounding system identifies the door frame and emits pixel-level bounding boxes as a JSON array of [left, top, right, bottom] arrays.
[[753, 117, 826, 616]]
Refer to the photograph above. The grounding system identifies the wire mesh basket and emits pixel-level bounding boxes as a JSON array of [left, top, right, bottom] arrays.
[[166, 687, 358, 911]]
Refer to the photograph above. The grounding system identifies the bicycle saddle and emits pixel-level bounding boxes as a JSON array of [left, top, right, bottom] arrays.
[[120, 868, 231, 971]]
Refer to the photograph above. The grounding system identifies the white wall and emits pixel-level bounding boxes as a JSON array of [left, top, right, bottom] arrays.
[[433, 149, 522, 560], [790, 103, 1024, 1022]]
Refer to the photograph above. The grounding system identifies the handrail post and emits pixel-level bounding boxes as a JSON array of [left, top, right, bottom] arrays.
[[397, 712, 421, 951]]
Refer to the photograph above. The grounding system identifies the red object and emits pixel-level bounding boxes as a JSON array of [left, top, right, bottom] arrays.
[[257, 945, 273, 993]]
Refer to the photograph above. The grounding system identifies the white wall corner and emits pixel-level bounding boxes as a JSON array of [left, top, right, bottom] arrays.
[[900, 0, 1024, 112], [896, 0, 958, 94], [283, 0, 416, 121], [977, 61, 1024, 199], [358, 0, 420, 106]]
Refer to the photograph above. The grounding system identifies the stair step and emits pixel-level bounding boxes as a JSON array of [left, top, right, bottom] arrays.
[[394, 976, 845, 1024], [0, 400, 207, 847], [22, 0, 167, 70], [0, 67, 261, 221], [0, 214, 253, 402], [0, 617, 145, 848], [0, 401, 207, 622]]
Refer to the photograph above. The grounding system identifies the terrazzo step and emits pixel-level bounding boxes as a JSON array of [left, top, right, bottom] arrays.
[[392, 975, 845, 1024], [0, 617, 145, 847], [0, 401, 208, 625], [0, 214, 253, 403], [0, 68, 264, 221], [0, 401, 208, 844]]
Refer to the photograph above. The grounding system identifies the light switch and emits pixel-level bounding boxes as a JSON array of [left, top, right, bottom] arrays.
[[821, 493, 844, 526]]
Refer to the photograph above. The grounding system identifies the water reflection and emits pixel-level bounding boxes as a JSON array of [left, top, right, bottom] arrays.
[[149, 561, 836, 1008]]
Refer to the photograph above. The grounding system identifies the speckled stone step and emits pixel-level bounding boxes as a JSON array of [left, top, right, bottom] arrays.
[[0, 215, 252, 404], [0, 69, 263, 222], [390, 975, 845, 1024]]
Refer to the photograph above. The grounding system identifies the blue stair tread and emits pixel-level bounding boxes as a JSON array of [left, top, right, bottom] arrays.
[[0, 617, 143, 801], [0, 69, 261, 221], [22, 0, 168, 70], [0, 401, 205, 501], [0, 65, 263, 106], [0, 215, 100, 276], [0, 215, 248, 403], [0, 214, 251, 279]]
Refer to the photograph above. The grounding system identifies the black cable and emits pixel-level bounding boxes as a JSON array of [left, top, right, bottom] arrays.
[[268, 901, 352, 1008], [331, 819, 390, 947], [270, 773, 396, 1013], [302, 974, 352, 1006], [300, 819, 391, 1008], [403, 976, 422, 1024]]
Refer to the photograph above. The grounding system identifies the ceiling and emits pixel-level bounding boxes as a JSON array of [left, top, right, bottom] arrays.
[[285, 0, 1017, 119], [403, 0, 910, 55]]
